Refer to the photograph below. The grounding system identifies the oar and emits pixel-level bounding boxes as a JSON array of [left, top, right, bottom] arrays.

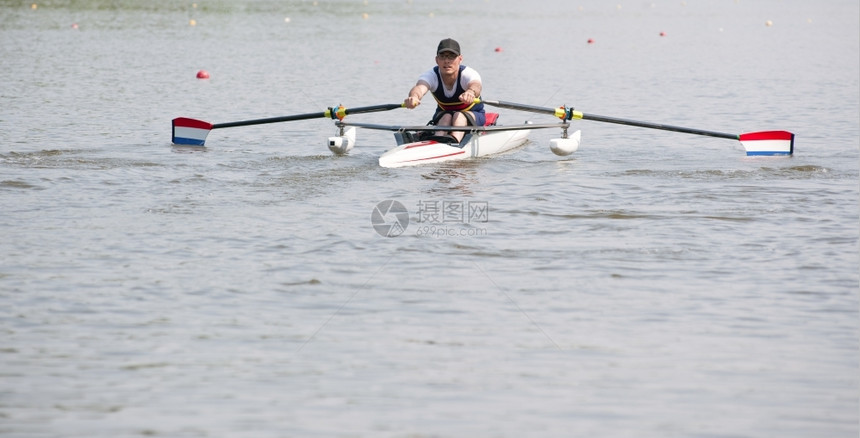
[[172, 103, 404, 146], [483, 99, 794, 156]]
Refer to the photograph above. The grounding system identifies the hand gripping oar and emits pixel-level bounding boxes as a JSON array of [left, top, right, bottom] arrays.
[[171, 103, 404, 146], [483, 100, 794, 156]]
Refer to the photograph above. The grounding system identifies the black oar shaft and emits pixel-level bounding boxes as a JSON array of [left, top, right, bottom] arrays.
[[212, 103, 403, 129], [485, 100, 558, 115], [346, 103, 405, 113], [213, 111, 326, 129], [576, 112, 738, 140], [484, 99, 739, 141]]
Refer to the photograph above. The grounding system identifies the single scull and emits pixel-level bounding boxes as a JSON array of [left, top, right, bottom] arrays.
[[331, 119, 579, 168]]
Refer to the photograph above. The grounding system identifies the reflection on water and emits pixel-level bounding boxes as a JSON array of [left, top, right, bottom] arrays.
[[170, 145, 208, 154], [420, 162, 480, 196]]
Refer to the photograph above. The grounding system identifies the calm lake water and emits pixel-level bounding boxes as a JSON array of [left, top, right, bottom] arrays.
[[2, 0, 858, 437]]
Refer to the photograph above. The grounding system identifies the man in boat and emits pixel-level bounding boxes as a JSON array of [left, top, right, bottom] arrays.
[[403, 38, 485, 143]]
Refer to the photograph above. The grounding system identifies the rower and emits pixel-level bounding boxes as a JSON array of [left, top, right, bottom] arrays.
[[403, 38, 485, 143]]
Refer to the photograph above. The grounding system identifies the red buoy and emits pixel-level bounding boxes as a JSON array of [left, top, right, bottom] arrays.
[[660, 31, 666, 37], [196, 70, 210, 79], [494, 47, 503, 52], [587, 38, 595, 44]]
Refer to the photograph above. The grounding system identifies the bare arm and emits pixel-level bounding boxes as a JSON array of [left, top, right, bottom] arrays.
[[404, 81, 430, 109], [459, 80, 482, 104]]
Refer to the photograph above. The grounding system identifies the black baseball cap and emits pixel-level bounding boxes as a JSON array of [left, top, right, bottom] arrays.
[[437, 38, 460, 56]]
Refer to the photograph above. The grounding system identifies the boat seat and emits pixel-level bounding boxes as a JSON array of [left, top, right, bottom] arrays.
[[485, 112, 499, 126]]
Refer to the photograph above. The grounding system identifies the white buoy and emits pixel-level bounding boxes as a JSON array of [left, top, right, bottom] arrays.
[[328, 127, 356, 155], [549, 130, 581, 156]]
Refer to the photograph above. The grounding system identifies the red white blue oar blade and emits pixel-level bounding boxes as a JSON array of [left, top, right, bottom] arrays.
[[172, 117, 213, 146], [739, 130, 794, 156]]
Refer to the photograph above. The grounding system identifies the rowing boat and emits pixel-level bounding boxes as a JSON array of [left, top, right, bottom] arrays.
[[331, 118, 579, 168], [378, 129, 529, 168]]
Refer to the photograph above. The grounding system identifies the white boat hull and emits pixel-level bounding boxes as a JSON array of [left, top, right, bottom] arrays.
[[378, 129, 530, 168]]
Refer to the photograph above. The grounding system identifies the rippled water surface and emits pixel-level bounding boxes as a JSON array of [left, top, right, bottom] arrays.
[[1, 1, 858, 437]]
